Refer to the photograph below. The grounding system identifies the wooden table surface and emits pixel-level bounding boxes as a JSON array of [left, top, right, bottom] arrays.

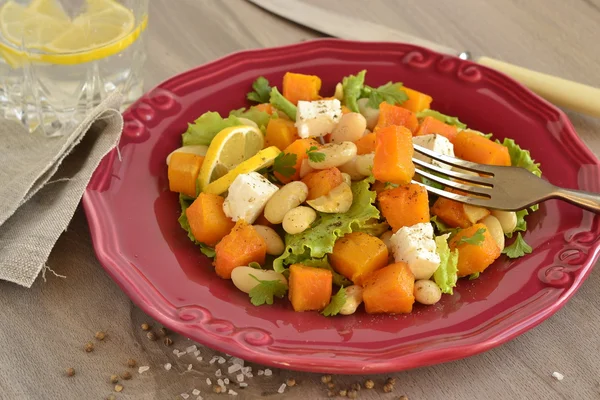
[[1, 1, 599, 399]]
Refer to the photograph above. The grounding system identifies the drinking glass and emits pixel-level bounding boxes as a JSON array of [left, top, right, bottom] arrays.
[[0, 0, 148, 136]]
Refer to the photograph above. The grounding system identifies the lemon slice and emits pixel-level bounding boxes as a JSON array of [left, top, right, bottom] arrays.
[[203, 147, 281, 195], [0, 1, 68, 49], [198, 125, 265, 192]]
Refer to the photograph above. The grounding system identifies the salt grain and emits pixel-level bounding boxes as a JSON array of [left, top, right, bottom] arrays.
[[228, 390, 238, 396], [239, 383, 248, 388], [206, 378, 212, 385], [186, 345, 198, 354], [264, 369, 272, 376], [196, 356, 203, 362], [241, 366, 250, 374], [173, 349, 179, 355], [552, 371, 564, 381], [277, 383, 287, 394], [228, 364, 242, 374], [196, 397, 203, 400], [192, 389, 200, 396], [218, 357, 226, 364], [231, 357, 244, 366], [246, 373, 253, 378], [236, 374, 244, 382], [177, 350, 186, 358], [215, 369, 222, 377], [138, 366, 150, 374], [257, 370, 264, 376], [181, 394, 189, 399], [209, 356, 219, 364], [217, 379, 224, 386], [164, 363, 172, 371], [194, 350, 201, 357], [187, 364, 193, 371], [224, 378, 230, 385]]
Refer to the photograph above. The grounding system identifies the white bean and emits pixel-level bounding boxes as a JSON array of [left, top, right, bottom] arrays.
[[253, 225, 285, 255], [282, 206, 316, 235], [355, 153, 374, 177], [379, 231, 394, 254], [479, 215, 505, 251], [463, 204, 490, 224], [491, 210, 517, 234], [334, 82, 344, 101], [237, 117, 259, 130], [341, 172, 352, 187], [339, 285, 364, 315], [306, 182, 353, 213], [414, 280, 442, 305], [264, 181, 309, 224], [330, 113, 367, 143], [231, 266, 287, 294], [166, 145, 208, 165], [299, 158, 314, 178], [358, 98, 380, 131], [338, 157, 364, 180], [308, 142, 357, 169]]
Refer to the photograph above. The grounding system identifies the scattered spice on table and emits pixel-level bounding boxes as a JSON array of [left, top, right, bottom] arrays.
[[164, 337, 174, 346], [141, 323, 151, 331], [84, 342, 94, 353], [109, 375, 119, 384], [65, 367, 75, 377], [351, 382, 361, 391], [347, 389, 358, 399], [138, 366, 150, 374], [158, 327, 168, 337], [339, 389, 348, 397], [121, 371, 132, 380], [95, 331, 106, 341], [106, 395, 116, 400], [552, 371, 564, 381], [321, 375, 332, 384], [364, 379, 374, 389], [114, 384, 124, 392], [146, 331, 157, 341], [264, 369, 272, 376], [277, 383, 287, 394], [127, 358, 137, 368], [164, 363, 172, 371], [327, 389, 337, 398], [213, 385, 222, 394], [286, 377, 296, 387], [398, 395, 409, 400], [386, 377, 396, 386], [383, 382, 394, 393]]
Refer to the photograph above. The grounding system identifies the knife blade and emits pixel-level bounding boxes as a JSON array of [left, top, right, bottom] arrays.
[[248, 0, 600, 118]]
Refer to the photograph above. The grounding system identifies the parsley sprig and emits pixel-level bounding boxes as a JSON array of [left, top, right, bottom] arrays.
[[248, 274, 287, 306], [454, 228, 486, 246], [306, 146, 326, 163], [502, 232, 533, 258], [362, 81, 409, 109], [246, 76, 271, 103]]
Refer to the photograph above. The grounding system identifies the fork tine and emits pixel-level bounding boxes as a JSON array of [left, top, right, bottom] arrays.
[[414, 167, 492, 197], [413, 144, 495, 175], [411, 158, 493, 186], [411, 180, 492, 207]]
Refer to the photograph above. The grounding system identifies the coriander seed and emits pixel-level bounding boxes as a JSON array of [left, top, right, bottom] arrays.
[[364, 379, 374, 389], [327, 382, 335, 389], [351, 382, 361, 391], [141, 323, 151, 331], [146, 331, 157, 341], [158, 327, 168, 337], [286, 378, 296, 387], [95, 331, 106, 341], [127, 358, 137, 368], [213, 385, 222, 394], [114, 384, 124, 392], [321, 375, 332, 384], [327, 390, 336, 398], [106, 395, 116, 400], [348, 389, 358, 399], [109, 375, 119, 384], [398, 396, 409, 400], [121, 371, 132, 380], [65, 367, 75, 377], [386, 377, 396, 386], [339, 389, 347, 397], [163, 337, 173, 346], [84, 342, 94, 352], [383, 383, 394, 393]]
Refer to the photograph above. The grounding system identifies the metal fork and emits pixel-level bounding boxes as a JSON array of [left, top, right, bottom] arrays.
[[411, 144, 600, 213]]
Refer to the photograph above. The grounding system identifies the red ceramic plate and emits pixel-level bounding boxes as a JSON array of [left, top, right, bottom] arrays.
[[83, 39, 600, 374]]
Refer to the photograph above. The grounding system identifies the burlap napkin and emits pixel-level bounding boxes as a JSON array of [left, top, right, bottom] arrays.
[[0, 92, 124, 287]]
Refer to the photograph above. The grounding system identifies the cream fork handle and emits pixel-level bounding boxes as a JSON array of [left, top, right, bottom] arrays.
[[552, 187, 600, 213], [477, 57, 600, 118]]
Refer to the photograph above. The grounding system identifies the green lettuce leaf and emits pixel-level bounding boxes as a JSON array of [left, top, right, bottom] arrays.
[[506, 209, 529, 239], [321, 287, 347, 317], [182, 112, 242, 146], [269, 87, 297, 120], [430, 216, 459, 237], [433, 234, 459, 294], [273, 176, 381, 272], [300, 258, 352, 287], [416, 109, 467, 129], [468, 272, 480, 280], [342, 70, 366, 112], [230, 106, 272, 133], [178, 194, 216, 258], [501, 138, 542, 212]]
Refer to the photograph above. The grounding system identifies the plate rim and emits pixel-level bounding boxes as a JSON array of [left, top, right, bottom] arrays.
[[83, 38, 600, 374]]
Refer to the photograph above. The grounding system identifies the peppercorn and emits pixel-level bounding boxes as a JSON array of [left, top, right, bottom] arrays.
[[141, 323, 151, 331], [339, 389, 347, 397], [383, 383, 394, 393], [327, 382, 335, 389], [364, 379, 374, 389], [109, 375, 119, 384], [84, 342, 94, 352], [398, 396, 409, 400], [386, 377, 396, 386], [146, 331, 157, 341], [163, 337, 173, 346], [127, 358, 137, 368], [114, 384, 124, 392], [65, 367, 75, 377], [321, 375, 332, 384], [286, 378, 296, 387], [351, 382, 361, 391], [158, 327, 168, 337], [121, 371, 132, 380], [213, 385, 222, 394], [348, 389, 358, 399], [95, 331, 106, 341]]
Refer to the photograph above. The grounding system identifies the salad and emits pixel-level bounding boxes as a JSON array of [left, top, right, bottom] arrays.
[[166, 70, 541, 316]]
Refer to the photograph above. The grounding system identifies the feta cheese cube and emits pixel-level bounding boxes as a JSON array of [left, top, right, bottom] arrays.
[[390, 222, 440, 280], [412, 134, 454, 170], [223, 172, 278, 224], [295, 99, 342, 138]]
